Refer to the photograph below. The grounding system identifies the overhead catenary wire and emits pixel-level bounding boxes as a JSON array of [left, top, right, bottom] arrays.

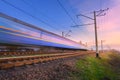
[[21, 0, 35, 10], [57, 0, 77, 25], [56, 0, 92, 39], [2, 0, 61, 32], [21, 0, 72, 31], [57, 0, 85, 38]]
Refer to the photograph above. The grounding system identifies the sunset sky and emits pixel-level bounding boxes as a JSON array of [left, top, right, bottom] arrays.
[[0, 0, 120, 50]]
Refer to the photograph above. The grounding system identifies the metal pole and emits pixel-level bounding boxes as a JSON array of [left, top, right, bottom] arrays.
[[86, 42, 87, 47], [101, 40, 103, 53], [94, 11, 99, 57], [62, 32, 64, 37], [75, 8, 108, 58]]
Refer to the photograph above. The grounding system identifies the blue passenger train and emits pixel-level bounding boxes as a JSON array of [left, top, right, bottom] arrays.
[[0, 12, 87, 50]]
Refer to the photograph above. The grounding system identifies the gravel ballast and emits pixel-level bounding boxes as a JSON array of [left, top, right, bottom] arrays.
[[0, 56, 82, 80]]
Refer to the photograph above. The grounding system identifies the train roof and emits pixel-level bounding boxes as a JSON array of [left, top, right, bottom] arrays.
[[0, 12, 79, 44]]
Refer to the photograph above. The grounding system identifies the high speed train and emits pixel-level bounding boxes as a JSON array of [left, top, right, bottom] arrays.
[[0, 12, 87, 51]]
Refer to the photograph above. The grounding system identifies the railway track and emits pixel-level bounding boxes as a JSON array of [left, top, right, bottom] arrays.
[[0, 51, 92, 69]]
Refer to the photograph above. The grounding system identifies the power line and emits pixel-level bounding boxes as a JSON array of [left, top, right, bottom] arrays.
[[66, 1, 91, 35], [64, 0, 94, 39], [57, 0, 77, 25], [2, 0, 60, 31], [22, 0, 34, 10], [21, 0, 73, 35], [76, 8, 109, 58], [22, 0, 50, 20]]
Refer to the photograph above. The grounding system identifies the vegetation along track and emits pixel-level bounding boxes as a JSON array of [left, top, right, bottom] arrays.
[[0, 51, 92, 69]]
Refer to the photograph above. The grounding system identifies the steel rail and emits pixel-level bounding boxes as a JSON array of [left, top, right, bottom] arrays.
[[0, 52, 91, 69]]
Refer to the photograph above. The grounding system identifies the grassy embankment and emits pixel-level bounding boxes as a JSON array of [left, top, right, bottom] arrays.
[[71, 51, 120, 80]]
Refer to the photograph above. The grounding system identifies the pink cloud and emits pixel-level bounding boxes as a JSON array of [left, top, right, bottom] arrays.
[[68, 0, 120, 50], [99, 0, 120, 31], [87, 0, 120, 50]]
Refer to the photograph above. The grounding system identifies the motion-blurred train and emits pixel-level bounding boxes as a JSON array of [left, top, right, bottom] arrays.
[[0, 12, 87, 53]]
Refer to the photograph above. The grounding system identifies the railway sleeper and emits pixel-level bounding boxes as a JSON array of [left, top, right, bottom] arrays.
[[14, 61, 25, 67], [24, 59, 35, 65], [0, 61, 14, 69], [0, 53, 87, 69]]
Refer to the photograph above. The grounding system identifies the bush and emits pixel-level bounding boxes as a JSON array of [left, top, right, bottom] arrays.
[[71, 54, 118, 80]]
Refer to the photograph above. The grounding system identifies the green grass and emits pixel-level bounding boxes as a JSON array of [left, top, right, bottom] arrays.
[[70, 51, 120, 80]]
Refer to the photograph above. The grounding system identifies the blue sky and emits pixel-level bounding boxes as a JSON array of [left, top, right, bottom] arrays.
[[1, 0, 119, 50]]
